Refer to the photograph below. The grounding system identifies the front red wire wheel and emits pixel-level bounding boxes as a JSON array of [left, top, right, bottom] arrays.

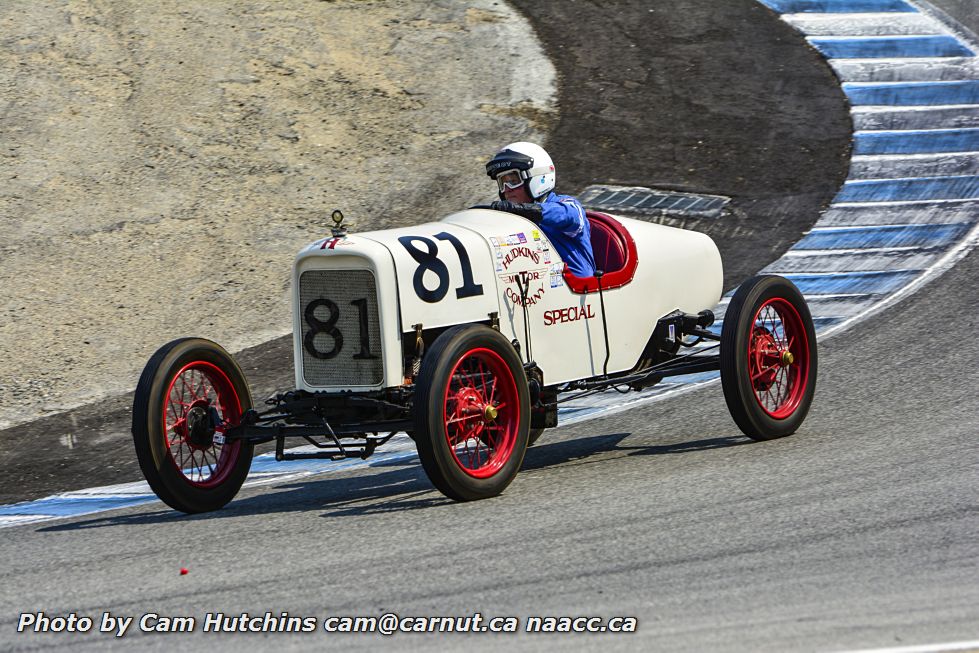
[[442, 348, 520, 479], [162, 361, 244, 488], [133, 338, 254, 513], [414, 325, 530, 501], [721, 275, 818, 441]]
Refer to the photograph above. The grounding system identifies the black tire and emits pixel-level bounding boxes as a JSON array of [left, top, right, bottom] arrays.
[[528, 428, 545, 446], [132, 338, 254, 513], [720, 275, 817, 440], [414, 325, 530, 501]]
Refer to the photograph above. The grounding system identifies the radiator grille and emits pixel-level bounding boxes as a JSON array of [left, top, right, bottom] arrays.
[[299, 269, 383, 387]]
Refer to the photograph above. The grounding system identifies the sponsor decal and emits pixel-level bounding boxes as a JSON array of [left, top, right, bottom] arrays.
[[501, 246, 541, 270], [499, 270, 545, 284], [490, 237, 500, 247], [320, 237, 354, 250], [506, 234, 519, 246], [517, 233, 527, 244], [532, 229, 541, 241], [544, 304, 596, 326], [505, 285, 546, 307], [548, 262, 563, 287]]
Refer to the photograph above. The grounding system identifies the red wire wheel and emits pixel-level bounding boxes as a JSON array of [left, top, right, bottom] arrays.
[[721, 275, 818, 440], [747, 298, 811, 419], [414, 325, 530, 501], [133, 338, 254, 513], [162, 361, 244, 488], [442, 348, 520, 479]]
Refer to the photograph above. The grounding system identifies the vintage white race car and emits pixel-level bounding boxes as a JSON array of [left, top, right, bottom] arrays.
[[132, 208, 817, 513]]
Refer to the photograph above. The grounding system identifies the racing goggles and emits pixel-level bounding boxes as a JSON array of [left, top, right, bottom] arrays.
[[496, 169, 526, 193]]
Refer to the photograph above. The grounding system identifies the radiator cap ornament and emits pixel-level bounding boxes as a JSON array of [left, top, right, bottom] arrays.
[[330, 209, 351, 237]]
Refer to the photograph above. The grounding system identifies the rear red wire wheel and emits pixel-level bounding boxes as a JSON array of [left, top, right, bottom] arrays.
[[442, 348, 520, 479], [747, 298, 811, 419], [721, 275, 818, 440], [162, 361, 244, 488], [133, 338, 254, 513], [414, 325, 530, 501]]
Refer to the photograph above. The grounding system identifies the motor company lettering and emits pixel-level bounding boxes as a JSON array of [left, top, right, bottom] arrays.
[[501, 246, 540, 270], [544, 304, 596, 326], [499, 270, 544, 284], [505, 285, 546, 307]]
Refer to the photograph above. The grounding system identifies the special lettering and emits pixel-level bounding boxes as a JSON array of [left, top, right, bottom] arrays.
[[543, 304, 596, 326]]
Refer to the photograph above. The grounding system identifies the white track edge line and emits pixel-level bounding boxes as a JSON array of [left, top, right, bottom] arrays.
[[831, 639, 979, 653]]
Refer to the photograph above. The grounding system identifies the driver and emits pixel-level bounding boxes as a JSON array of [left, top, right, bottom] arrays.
[[485, 142, 596, 278]]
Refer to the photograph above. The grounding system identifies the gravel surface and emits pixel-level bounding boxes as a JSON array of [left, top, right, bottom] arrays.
[[0, 0, 554, 429]]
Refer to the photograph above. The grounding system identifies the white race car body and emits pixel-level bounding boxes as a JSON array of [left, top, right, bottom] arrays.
[[292, 208, 722, 391], [134, 206, 817, 514]]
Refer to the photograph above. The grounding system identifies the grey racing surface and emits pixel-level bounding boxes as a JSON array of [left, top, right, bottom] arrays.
[[3, 3, 978, 653], [3, 247, 977, 653]]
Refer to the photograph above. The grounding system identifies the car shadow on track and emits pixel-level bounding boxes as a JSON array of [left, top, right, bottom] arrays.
[[36, 431, 750, 531], [523, 431, 751, 470]]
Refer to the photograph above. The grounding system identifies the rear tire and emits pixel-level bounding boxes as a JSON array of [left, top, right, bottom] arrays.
[[720, 275, 817, 440], [132, 338, 254, 513], [414, 325, 530, 501]]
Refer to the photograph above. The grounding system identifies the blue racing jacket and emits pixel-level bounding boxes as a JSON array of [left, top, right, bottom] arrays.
[[538, 192, 595, 278]]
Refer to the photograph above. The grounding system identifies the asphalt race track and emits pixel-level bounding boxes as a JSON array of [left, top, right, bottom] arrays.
[[2, 1, 978, 652]]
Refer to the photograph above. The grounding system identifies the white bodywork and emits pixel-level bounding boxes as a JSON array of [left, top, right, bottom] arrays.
[[292, 209, 722, 391]]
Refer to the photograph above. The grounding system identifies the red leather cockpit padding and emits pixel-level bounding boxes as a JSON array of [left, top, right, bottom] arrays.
[[563, 211, 639, 294], [590, 218, 626, 273]]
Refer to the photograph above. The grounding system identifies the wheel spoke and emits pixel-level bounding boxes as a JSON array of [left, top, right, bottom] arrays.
[[193, 371, 207, 402], [478, 359, 489, 402], [186, 370, 197, 401], [203, 451, 216, 479], [177, 445, 188, 473], [773, 368, 785, 408], [751, 365, 777, 382]]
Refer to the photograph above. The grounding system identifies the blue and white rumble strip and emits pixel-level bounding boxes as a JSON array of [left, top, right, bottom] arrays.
[[541, 0, 979, 422], [1, 0, 977, 528]]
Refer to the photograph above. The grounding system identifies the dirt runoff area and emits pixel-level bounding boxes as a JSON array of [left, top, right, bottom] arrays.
[[0, 0, 555, 429]]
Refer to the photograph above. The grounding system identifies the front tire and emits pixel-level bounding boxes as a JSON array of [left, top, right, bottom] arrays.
[[132, 338, 254, 513], [414, 325, 530, 501], [720, 275, 817, 440]]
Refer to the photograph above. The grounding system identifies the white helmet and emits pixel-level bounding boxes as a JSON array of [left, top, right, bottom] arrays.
[[485, 142, 556, 200]]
